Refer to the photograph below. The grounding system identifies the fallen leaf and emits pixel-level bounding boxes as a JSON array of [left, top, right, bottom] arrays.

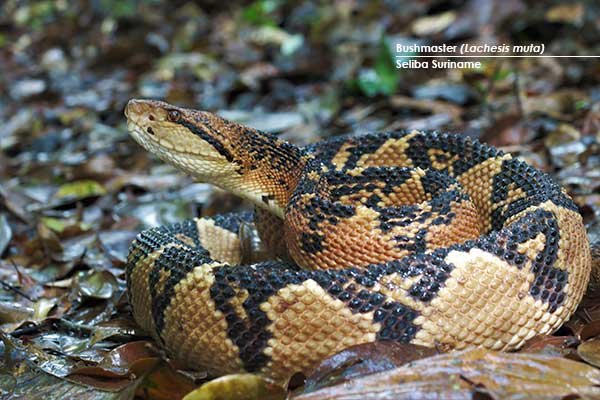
[[412, 11, 456, 36], [68, 341, 161, 391], [0, 300, 33, 324], [183, 373, 285, 400], [73, 270, 119, 300], [581, 320, 600, 341], [54, 180, 107, 200], [545, 3, 584, 26], [0, 213, 12, 256], [303, 342, 437, 393], [292, 348, 600, 400], [135, 364, 197, 400], [578, 339, 600, 368], [520, 335, 579, 359]]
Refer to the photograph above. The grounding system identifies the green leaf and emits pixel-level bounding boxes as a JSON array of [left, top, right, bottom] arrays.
[[41, 217, 67, 233], [183, 374, 285, 400], [357, 36, 399, 97], [242, 0, 281, 27], [54, 180, 107, 200]]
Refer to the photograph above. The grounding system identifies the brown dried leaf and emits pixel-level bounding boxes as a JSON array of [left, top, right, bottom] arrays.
[[581, 320, 600, 341], [523, 89, 587, 120], [578, 339, 600, 368], [135, 364, 197, 400], [520, 335, 580, 359], [292, 348, 600, 400], [390, 95, 463, 123], [303, 342, 437, 392], [67, 341, 161, 391]]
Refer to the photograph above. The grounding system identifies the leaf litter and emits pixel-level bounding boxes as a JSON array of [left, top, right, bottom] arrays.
[[1, 0, 599, 399]]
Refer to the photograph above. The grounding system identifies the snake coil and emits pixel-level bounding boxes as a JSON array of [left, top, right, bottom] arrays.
[[125, 99, 591, 384]]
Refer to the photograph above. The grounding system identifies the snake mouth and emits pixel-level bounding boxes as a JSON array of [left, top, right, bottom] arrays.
[[126, 120, 228, 163]]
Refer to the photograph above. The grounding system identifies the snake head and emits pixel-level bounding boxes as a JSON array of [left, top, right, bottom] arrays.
[[125, 99, 238, 179]]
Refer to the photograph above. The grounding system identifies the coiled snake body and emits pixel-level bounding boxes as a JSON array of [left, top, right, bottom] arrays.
[[125, 99, 591, 384]]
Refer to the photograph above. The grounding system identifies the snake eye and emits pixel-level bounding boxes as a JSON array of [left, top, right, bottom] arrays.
[[168, 109, 181, 122]]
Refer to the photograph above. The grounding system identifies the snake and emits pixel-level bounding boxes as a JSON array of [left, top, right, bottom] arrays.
[[124, 99, 591, 385]]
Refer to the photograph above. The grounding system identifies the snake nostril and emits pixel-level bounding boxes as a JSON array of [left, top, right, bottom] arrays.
[[147, 127, 155, 135], [149, 114, 155, 121]]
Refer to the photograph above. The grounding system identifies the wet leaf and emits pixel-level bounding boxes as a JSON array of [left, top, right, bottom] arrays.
[[523, 90, 587, 119], [89, 319, 143, 346], [68, 341, 161, 391], [0, 300, 33, 324], [521, 335, 580, 359], [32, 298, 57, 321], [546, 3, 584, 26], [292, 348, 600, 400], [390, 95, 463, 122], [135, 363, 197, 400], [98, 230, 138, 264], [250, 26, 303, 56], [0, 213, 12, 256], [34, 223, 64, 260], [1, 367, 136, 399], [218, 110, 303, 133], [581, 320, 600, 341], [183, 373, 285, 400], [411, 11, 456, 36], [41, 217, 68, 233], [243, 0, 280, 27], [412, 83, 475, 105], [73, 270, 118, 300], [303, 342, 437, 392], [578, 339, 600, 368], [9, 79, 47, 100]]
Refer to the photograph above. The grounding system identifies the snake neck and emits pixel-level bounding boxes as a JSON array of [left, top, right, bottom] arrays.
[[212, 123, 309, 218], [125, 99, 309, 218]]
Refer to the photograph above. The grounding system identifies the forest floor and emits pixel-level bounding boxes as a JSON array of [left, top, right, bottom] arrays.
[[1, 1, 599, 399]]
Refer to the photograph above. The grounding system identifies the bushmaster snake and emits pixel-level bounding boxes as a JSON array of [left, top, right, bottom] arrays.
[[125, 99, 591, 384]]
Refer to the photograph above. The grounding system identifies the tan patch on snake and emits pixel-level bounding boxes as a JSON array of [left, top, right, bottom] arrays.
[[197, 218, 242, 264], [356, 131, 417, 168], [334, 170, 429, 208], [331, 142, 354, 171], [161, 263, 244, 375], [517, 233, 546, 263], [259, 279, 379, 383], [413, 248, 546, 350], [389, 169, 431, 205], [428, 148, 460, 174], [229, 287, 250, 322], [175, 233, 196, 247], [378, 274, 427, 311]]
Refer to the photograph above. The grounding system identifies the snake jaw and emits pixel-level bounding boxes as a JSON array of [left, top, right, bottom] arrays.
[[125, 99, 240, 179]]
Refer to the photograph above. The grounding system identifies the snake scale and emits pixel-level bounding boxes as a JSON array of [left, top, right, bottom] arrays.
[[125, 99, 591, 384]]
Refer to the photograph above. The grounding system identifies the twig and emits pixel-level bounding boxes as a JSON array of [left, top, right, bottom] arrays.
[[0, 279, 32, 302]]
